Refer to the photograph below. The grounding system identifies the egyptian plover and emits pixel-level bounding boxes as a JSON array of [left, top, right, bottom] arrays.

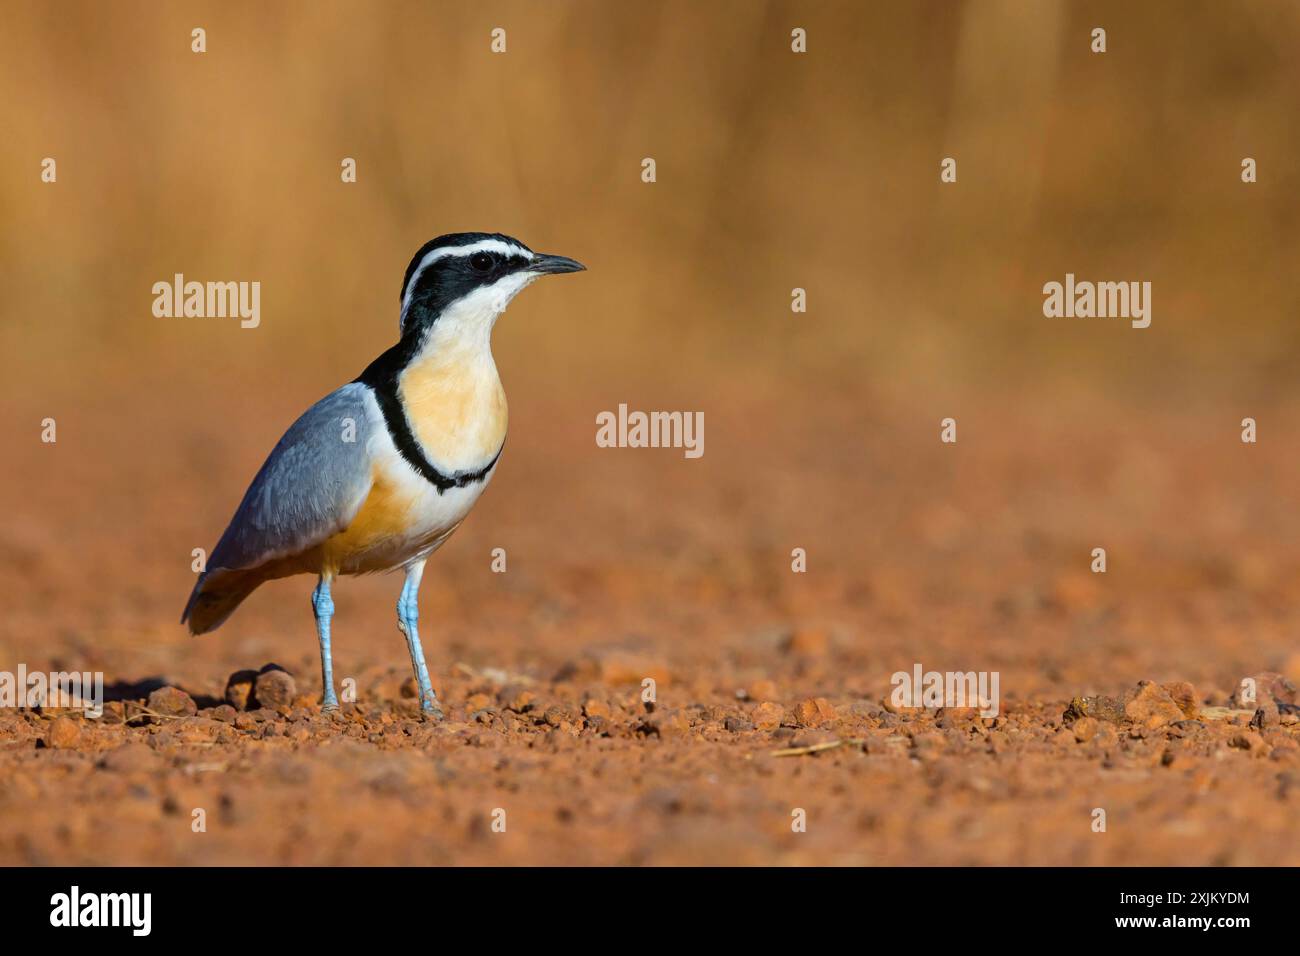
[[182, 233, 585, 717]]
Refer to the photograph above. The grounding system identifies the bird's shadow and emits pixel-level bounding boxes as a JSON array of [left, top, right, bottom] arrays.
[[102, 677, 224, 710]]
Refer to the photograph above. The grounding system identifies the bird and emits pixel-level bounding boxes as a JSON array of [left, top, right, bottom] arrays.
[[181, 232, 585, 717]]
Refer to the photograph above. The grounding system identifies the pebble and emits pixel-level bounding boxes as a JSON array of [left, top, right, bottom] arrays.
[[1123, 681, 1184, 730], [253, 666, 296, 710], [45, 716, 81, 750], [794, 697, 836, 728], [752, 701, 784, 731], [148, 686, 198, 718], [204, 704, 238, 724], [1161, 681, 1199, 719]]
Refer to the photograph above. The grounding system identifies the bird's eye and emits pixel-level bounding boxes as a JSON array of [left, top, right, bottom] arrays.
[[469, 252, 494, 272]]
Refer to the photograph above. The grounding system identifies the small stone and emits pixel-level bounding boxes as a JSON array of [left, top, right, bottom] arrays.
[[639, 709, 689, 738], [148, 686, 198, 718], [1124, 681, 1184, 730], [505, 689, 536, 713], [201, 704, 237, 724], [582, 699, 611, 720], [937, 707, 979, 729], [1072, 716, 1100, 743], [752, 701, 784, 731], [253, 665, 296, 710], [1160, 681, 1199, 719], [749, 679, 779, 702], [793, 697, 836, 728], [724, 716, 755, 733], [543, 706, 578, 732], [45, 716, 81, 750], [1250, 702, 1279, 730]]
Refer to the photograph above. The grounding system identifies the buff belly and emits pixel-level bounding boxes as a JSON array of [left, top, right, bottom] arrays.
[[320, 462, 494, 575], [317, 387, 501, 575]]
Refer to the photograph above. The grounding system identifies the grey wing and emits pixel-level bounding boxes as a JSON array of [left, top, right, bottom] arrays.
[[205, 382, 376, 573]]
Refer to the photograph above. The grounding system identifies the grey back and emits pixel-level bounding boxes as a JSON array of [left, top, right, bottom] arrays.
[[207, 382, 376, 573]]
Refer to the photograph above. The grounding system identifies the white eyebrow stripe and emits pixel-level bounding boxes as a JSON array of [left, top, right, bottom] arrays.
[[401, 239, 533, 317]]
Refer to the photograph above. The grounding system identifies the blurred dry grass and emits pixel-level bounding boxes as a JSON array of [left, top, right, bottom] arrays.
[[3, 0, 1299, 406]]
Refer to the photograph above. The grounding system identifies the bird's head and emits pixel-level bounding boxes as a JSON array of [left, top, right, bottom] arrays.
[[397, 232, 585, 340]]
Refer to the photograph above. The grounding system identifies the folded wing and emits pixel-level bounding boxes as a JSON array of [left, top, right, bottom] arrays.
[[182, 383, 376, 634]]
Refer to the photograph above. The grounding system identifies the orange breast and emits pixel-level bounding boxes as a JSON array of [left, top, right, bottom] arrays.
[[319, 470, 412, 573], [399, 343, 507, 470]]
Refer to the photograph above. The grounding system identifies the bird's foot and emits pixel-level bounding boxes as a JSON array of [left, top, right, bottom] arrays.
[[320, 693, 340, 715], [420, 697, 444, 721]]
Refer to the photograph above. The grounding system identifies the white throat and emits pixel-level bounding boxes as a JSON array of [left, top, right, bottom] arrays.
[[413, 271, 538, 360]]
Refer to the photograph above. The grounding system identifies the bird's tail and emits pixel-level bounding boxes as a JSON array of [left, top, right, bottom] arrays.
[[181, 567, 264, 635]]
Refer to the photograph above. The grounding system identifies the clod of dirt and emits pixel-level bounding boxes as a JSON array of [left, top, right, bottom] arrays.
[[724, 716, 755, 732], [1124, 681, 1185, 730], [748, 679, 779, 701], [752, 701, 784, 730], [793, 697, 836, 728], [1161, 681, 1200, 719], [253, 665, 296, 710], [147, 686, 197, 718], [45, 716, 81, 750], [224, 670, 259, 711], [1250, 703, 1278, 730], [205, 704, 238, 723], [638, 710, 689, 738], [582, 699, 611, 720]]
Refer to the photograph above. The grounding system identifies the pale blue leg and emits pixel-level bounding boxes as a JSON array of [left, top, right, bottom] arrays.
[[397, 559, 441, 718], [312, 575, 339, 712]]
